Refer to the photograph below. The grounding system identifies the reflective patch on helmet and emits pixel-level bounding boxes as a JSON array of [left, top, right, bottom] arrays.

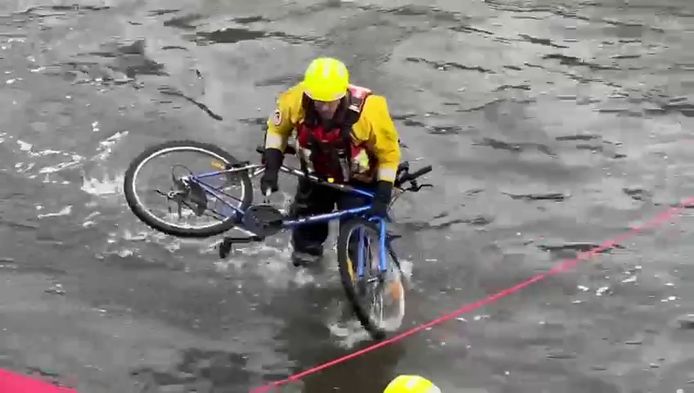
[[273, 109, 281, 125]]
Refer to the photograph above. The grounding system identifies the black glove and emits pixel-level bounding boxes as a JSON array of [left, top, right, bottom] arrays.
[[368, 180, 393, 218], [260, 148, 283, 196]]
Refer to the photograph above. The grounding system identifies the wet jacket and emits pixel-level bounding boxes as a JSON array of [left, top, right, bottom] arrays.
[[264, 82, 401, 184]]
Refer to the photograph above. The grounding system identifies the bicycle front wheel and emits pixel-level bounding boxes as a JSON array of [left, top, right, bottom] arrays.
[[123, 140, 254, 238], [336, 217, 406, 340]]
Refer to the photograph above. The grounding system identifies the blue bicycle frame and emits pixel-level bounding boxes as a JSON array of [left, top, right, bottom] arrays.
[[354, 216, 389, 281], [183, 163, 390, 278]]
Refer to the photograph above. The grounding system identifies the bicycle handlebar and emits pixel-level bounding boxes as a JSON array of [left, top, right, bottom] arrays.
[[405, 165, 432, 182], [257, 144, 432, 191], [395, 165, 432, 188]]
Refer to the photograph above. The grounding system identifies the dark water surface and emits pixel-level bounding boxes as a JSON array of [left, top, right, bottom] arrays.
[[1, 0, 694, 392]]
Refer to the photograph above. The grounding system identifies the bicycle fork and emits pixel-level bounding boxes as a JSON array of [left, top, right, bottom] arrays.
[[356, 218, 390, 282]]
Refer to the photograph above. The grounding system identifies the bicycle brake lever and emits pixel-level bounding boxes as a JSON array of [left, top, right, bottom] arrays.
[[410, 183, 433, 192]]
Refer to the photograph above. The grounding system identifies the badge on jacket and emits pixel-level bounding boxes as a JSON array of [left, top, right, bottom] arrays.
[[273, 109, 281, 126]]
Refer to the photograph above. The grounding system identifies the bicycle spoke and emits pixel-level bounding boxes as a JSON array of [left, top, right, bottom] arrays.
[[196, 177, 245, 205]]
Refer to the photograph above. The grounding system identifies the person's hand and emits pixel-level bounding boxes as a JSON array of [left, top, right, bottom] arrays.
[[260, 171, 278, 196], [260, 147, 283, 196], [369, 198, 389, 218], [368, 180, 393, 218]]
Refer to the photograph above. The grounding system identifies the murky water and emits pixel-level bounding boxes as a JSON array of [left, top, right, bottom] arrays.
[[1, 0, 694, 392]]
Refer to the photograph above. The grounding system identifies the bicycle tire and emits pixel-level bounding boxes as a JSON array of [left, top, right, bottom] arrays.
[[123, 139, 253, 238], [336, 217, 404, 340]]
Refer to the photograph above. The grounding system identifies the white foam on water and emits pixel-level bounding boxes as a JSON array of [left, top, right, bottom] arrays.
[[12, 138, 88, 181], [117, 249, 134, 258], [325, 302, 372, 348], [84, 211, 100, 220], [327, 321, 371, 349], [122, 229, 148, 241], [16, 162, 35, 173], [81, 173, 124, 196], [34, 149, 64, 157], [37, 205, 72, 219], [38, 155, 84, 173], [16, 139, 32, 152], [323, 276, 406, 347], [214, 257, 245, 272], [164, 239, 181, 253], [94, 130, 128, 161], [399, 258, 414, 280], [291, 268, 317, 286], [16, 139, 62, 157], [621, 275, 637, 283], [596, 286, 610, 296], [149, 230, 178, 244], [113, 226, 201, 256], [213, 242, 326, 290]]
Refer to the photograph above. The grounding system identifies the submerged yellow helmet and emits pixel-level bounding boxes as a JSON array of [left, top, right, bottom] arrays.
[[383, 375, 441, 393], [302, 57, 349, 102]]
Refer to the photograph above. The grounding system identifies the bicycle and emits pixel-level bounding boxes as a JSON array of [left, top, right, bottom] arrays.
[[122, 139, 433, 340]]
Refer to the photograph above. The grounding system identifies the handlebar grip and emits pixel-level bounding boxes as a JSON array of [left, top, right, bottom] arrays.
[[257, 145, 297, 155], [407, 165, 432, 181], [395, 165, 433, 187]]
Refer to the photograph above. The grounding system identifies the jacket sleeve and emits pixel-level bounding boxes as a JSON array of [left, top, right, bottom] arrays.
[[264, 87, 300, 152], [362, 95, 401, 183]]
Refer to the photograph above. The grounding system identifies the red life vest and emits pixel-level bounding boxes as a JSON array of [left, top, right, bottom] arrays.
[[296, 84, 375, 183]]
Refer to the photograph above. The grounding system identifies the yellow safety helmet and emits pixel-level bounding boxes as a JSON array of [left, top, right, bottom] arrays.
[[383, 375, 442, 393], [302, 57, 350, 102]]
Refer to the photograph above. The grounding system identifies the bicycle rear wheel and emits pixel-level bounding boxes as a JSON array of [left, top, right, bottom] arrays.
[[336, 217, 405, 340], [123, 140, 253, 238]]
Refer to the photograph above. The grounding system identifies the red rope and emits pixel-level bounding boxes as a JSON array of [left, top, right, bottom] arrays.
[[250, 197, 694, 393], [0, 369, 77, 393]]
